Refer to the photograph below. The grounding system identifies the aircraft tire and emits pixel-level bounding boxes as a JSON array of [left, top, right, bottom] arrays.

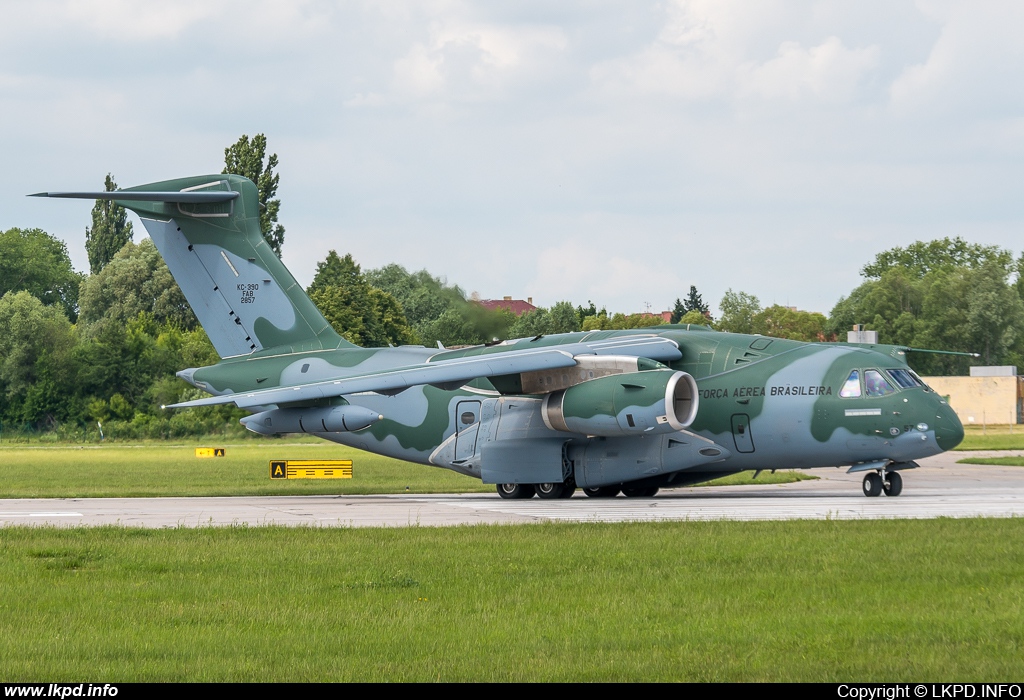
[[622, 486, 659, 498], [535, 482, 566, 499], [557, 481, 576, 499], [497, 483, 535, 499], [583, 486, 621, 498], [862, 472, 883, 497], [883, 471, 903, 497]]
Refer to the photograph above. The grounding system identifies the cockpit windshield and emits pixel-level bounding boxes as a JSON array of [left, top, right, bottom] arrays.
[[864, 369, 896, 397], [839, 370, 861, 398], [887, 368, 924, 389]]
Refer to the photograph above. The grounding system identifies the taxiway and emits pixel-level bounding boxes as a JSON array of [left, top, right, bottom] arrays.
[[1, 450, 1021, 528]]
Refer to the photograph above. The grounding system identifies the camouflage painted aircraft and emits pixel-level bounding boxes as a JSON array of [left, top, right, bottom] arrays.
[[37, 174, 965, 499]]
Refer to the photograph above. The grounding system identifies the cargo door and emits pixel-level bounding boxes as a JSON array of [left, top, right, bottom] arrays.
[[454, 400, 482, 463]]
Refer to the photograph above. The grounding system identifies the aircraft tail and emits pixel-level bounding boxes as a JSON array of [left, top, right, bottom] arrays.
[[37, 174, 349, 358]]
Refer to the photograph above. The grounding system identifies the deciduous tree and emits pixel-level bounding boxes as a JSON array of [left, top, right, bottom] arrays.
[[85, 174, 133, 274], [0, 227, 83, 321], [223, 134, 285, 256]]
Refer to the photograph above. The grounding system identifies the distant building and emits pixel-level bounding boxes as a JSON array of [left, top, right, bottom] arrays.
[[639, 311, 674, 323], [924, 368, 1023, 425], [477, 296, 537, 317], [848, 324, 879, 344]]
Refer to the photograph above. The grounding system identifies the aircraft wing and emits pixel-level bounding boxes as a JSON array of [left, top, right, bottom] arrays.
[[165, 335, 682, 410], [166, 347, 579, 409]]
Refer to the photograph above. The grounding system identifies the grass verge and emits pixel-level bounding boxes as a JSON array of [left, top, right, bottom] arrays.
[[957, 456, 1024, 467], [0, 519, 1021, 681], [0, 442, 811, 498], [955, 425, 1024, 450]]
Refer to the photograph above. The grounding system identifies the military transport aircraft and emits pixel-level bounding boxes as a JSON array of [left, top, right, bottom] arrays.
[[36, 174, 965, 499]]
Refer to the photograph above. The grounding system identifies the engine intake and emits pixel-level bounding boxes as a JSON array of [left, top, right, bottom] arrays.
[[541, 370, 697, 436]]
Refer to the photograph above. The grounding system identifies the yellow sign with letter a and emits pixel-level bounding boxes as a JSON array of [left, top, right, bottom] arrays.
[[195, 447, 226, 458], [269, 460, 353, 479]]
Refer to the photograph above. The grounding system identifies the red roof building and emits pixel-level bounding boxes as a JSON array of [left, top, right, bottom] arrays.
[[477, 296, 538, 317]]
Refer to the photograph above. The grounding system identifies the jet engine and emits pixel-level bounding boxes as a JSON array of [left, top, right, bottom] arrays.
[[540, 369, 697, 437], [240, 405, 383, 435]]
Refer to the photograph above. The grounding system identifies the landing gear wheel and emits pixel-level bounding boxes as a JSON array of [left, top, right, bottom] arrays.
[[883, 471, 903, 497], [497, 483, 535, 500], [622, 486, 659, 498], [862, 472, 883, 497], [558, 480, 576, 499], [535, 482, 566, 499], [583, 486, 621, 498]]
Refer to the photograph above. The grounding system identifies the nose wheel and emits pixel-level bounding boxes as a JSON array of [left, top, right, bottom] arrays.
[[862, 470, 903, 497], [883, 470, 903, 497]]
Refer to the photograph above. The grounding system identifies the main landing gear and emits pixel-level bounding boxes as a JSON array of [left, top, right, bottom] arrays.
[[862, 470, 903, 498], [496, 483, 660, 499], [497, 481, 574, 499]]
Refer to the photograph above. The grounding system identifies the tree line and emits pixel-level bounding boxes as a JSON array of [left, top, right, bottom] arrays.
[[2, 136, 1022, 438]]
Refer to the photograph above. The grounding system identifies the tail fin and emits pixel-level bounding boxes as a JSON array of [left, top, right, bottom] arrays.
[[36, 174, 350, 357]]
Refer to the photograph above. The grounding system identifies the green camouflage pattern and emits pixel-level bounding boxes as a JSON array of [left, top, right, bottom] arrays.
[[50, 174, 963, 495]]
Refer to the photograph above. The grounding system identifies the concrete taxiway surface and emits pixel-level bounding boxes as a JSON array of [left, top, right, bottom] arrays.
[[1, 451, 1022, 528]]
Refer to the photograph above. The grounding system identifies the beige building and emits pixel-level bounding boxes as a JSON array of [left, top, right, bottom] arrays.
[[922, 372, 1024, 426]]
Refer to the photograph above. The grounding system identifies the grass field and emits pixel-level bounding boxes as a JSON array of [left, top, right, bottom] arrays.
[[0, 519, 1021, 681], [958, 456, 1024, 467], [956, 425, 1024, 450], [0, 442, 811, 498]]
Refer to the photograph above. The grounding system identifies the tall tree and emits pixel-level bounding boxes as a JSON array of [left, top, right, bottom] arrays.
[[829, 238, 1024, 374], [223, 134, 285, 256], [861, 237, 1013, 280], [85, 174, 133, 275], [0, 291, 77, 424], [670, 298, 686, 323], [0, 227, 83, 321], [717, 289, 761, 334], [308, 251, 415, 347], [77, 239, 196, 331], [682, 285, 710, 318]]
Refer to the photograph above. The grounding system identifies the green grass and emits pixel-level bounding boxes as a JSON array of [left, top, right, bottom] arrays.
[[956, 425, 1024, 450], [958, 456, 1024, 467], [0, 442, 488, 498], [0, 442, 811, 498], [0, 519, 1021, 681]]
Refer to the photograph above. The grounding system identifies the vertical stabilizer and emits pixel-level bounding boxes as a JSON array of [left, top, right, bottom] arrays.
[[42, 175, 350, 358]]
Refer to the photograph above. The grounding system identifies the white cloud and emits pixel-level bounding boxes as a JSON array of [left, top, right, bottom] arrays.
[[889, 2, 1024, 115], [526, 236, 683, 312], [591, 1, 879, 104], [738, 37, 880, 102], [392, 22, 568, 101], [63, 0, 216, 40]]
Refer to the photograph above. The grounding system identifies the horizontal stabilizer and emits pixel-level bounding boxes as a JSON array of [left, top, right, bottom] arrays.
[[29, 191, 239, 203]]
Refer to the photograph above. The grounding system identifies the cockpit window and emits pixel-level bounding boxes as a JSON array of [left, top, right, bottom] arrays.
[[839, 370, 861, 398], [887, 369, 922, 389], [864, 369, 896, 397]]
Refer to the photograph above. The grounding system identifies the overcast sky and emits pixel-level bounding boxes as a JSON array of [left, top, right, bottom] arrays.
[[3, 1, 1022, 317]]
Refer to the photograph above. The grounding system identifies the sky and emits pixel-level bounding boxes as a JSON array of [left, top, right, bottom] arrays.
[[2, 0, 1022, 317]]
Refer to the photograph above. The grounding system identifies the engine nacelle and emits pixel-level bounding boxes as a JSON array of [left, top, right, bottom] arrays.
[[241, 405, 383, 435], [540, 370, 697, 437]]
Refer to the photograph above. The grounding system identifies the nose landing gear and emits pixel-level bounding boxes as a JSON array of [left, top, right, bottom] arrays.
[[883, 470, 903, 497], [862, 469, 904, 497]]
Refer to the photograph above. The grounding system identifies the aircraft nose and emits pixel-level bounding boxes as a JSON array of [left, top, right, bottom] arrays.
[[933, 401, 964, 451]]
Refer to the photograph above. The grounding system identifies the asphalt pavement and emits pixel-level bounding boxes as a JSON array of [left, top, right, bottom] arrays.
[[1, 450, 1022, 528]]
